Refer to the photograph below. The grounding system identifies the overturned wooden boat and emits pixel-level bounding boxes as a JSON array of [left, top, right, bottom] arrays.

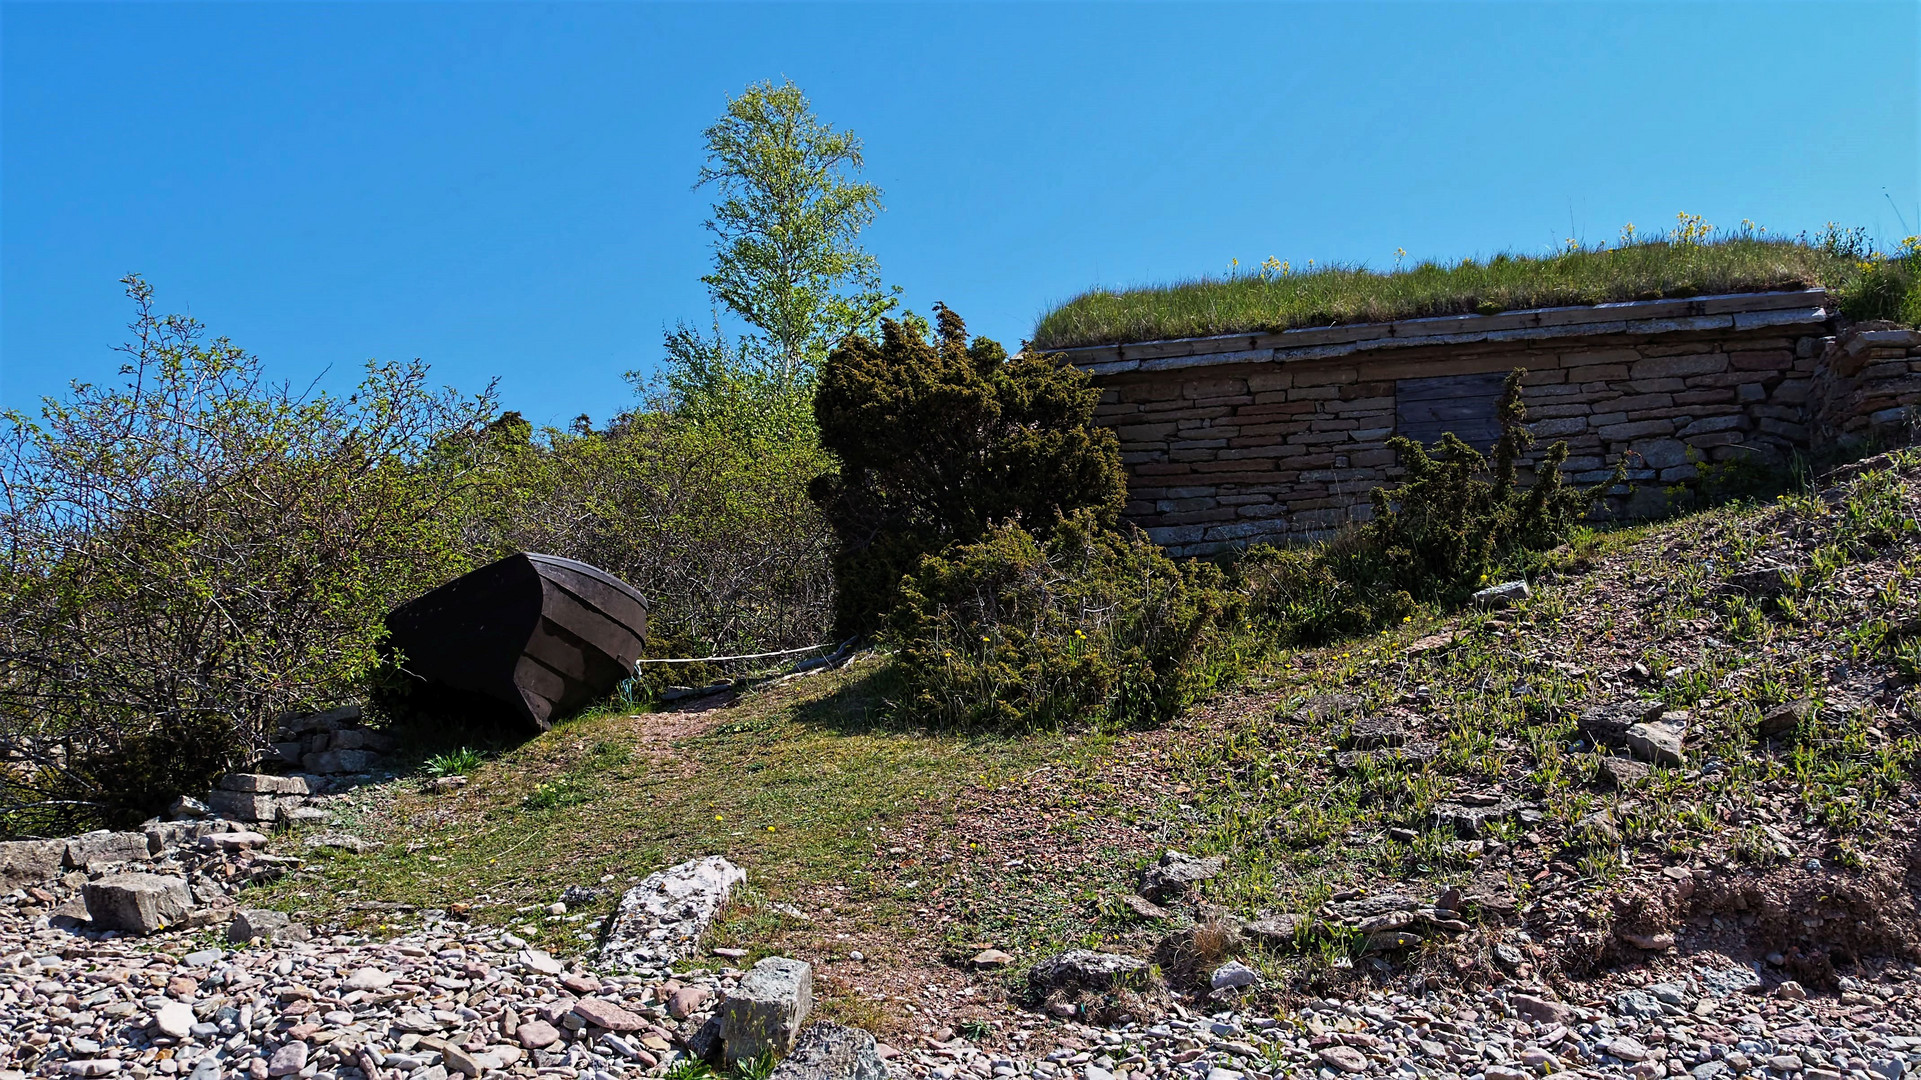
[[385, 552, 649, 730]]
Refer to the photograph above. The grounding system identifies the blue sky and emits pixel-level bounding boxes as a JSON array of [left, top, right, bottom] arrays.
[[4, 2, 1916, 429]]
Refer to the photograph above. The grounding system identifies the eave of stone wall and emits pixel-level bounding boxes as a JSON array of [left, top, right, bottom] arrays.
[[1047, 289, 1831, 374]]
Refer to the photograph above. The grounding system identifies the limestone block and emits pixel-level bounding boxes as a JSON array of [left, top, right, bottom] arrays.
[[83, 873, 192, 934], [720, 957, 814, 1065], [599, 855, 746, 969], [64, 830, 153, 868], [302, 748, 382, 774], [767, 1023, 888, 1080], [217, 772, 310, 795], [205, 789, 284, 822], [0, 839, 65, 886]]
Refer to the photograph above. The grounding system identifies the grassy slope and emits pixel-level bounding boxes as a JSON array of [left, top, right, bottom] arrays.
[[270, 452, 1921, 1034], [1032, 238, 1858, 350]]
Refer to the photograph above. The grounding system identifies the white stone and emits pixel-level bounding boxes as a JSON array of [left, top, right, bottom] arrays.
[[599, 855, 745, 968]]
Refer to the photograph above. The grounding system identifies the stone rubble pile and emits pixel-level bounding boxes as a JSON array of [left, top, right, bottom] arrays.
[[0, 853, 879, 1080], [895, 967, 1921, 1080]]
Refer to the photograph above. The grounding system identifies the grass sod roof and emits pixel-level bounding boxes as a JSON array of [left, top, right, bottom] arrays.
[[1031, 236, 1871, 352]]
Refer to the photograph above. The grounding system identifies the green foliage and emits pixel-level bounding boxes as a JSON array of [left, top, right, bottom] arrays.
[[1035, 228, 1882, 350], [1243, 370, 1621, 642], [0, 277, 497, 833], [461, 410, 837, 663], [812, 305, 1128, 634], [888, 511, 1239, 730], [660, 78, 895, 399], [424, 748, 485, 777], [1831, 230, 1921, 326]]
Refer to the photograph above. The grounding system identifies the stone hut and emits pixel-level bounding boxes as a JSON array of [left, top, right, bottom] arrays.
[[1049, 288, 1921, 556]]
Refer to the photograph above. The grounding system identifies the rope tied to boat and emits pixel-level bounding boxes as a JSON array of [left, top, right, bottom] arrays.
[[633, 641, 842, 664]]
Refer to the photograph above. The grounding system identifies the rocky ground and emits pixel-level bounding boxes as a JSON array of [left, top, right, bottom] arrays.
[[15, 456, 1921, 1079]]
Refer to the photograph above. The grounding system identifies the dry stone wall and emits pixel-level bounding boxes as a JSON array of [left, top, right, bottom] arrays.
[[1052, 288, 1909, 556]]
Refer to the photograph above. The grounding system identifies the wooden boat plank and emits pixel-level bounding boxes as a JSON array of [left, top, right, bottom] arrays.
[[531, 558, 649, 635], [539, 582, 646, 664]]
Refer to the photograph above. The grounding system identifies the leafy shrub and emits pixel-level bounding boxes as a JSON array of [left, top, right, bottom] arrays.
[[1243, 369, 1622, 642], [460, 410, 837, 667], [888, 511, 1239, 730], [812, 305, 1127, 634], [0, 277, 497, 833]]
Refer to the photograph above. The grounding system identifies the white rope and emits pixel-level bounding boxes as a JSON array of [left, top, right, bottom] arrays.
[[635, 641, 840, 665]]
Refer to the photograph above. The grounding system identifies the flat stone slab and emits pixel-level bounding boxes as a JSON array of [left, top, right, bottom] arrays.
[[598, 855, 745, 969], [1028, 950, 1152, 994], [1579, 698, 1666, 745], [83, 873, 192, 934], [0, 839, 65, 887], [216, 773, 310, 795], [63, 830, 152, 869], [1139, 849, 1223, 902]]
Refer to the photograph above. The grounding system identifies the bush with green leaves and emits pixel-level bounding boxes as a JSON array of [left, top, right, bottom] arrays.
[[1243, 369, 1623, 643], [0, 277, 497, 833], [888, 511, 1239, 730], [460, 409, 837, 675], [812, 305, 1127, 635]]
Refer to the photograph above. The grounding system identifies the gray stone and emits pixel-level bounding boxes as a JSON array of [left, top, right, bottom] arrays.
[[1139, 849, 1224, 901], [216, 772, 309, 795], [205, 789, 287, 822], [268, 1040, 308, 1077], [1595, 755, 1651, 790], [324, 727, 396, 752], [600, 855, 746, 968], [1027, 950, 1152, 994], [1343, 714, 1406, 750], [1626, 721, 1685, 767], [0, 838, 64, 886], [301, 748, 383, 774], [766, 1022, 888, 1080], [277, 704, 362, 736], [1472, 580, 1529, 608], [83, 873, 192, 934], [1208, 961, 1259, 991], [63, 830, 152, 868], [1580, 698, 1667, 744], [1757, 698, 1814, 739], [167, 795, 211, 819], [228, 908, 309, 944], [1614, 988, 1666, 1017], [720, 957, 813, 1065], [1243, 913, 1303, 948], [1430, 799, 1533, 839]]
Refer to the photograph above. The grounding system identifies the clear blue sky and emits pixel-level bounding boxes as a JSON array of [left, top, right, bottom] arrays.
[[4, 2, 1916, 429]]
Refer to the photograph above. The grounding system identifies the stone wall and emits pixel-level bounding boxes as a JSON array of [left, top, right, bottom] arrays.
[[1809, 327, 1921, 456], [1053, 289, 1871, 556]]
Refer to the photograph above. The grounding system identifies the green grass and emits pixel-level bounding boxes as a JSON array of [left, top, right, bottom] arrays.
[[1032, 228, 1910, 350]]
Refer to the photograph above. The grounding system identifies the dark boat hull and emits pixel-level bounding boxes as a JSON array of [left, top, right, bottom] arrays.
[[385, 553, 649, 730]]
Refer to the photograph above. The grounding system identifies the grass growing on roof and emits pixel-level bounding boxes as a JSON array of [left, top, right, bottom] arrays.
[[1032, 220, 1915, 350]]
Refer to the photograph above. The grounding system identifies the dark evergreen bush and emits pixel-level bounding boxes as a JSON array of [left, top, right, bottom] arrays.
[[1243, 369, 1622, 642], [888, 511, 1239, 730], [811, 305, 1126, 635]]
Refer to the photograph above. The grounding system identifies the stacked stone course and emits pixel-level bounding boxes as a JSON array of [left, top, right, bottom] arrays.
[[1055, 289, 1918, 556]]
